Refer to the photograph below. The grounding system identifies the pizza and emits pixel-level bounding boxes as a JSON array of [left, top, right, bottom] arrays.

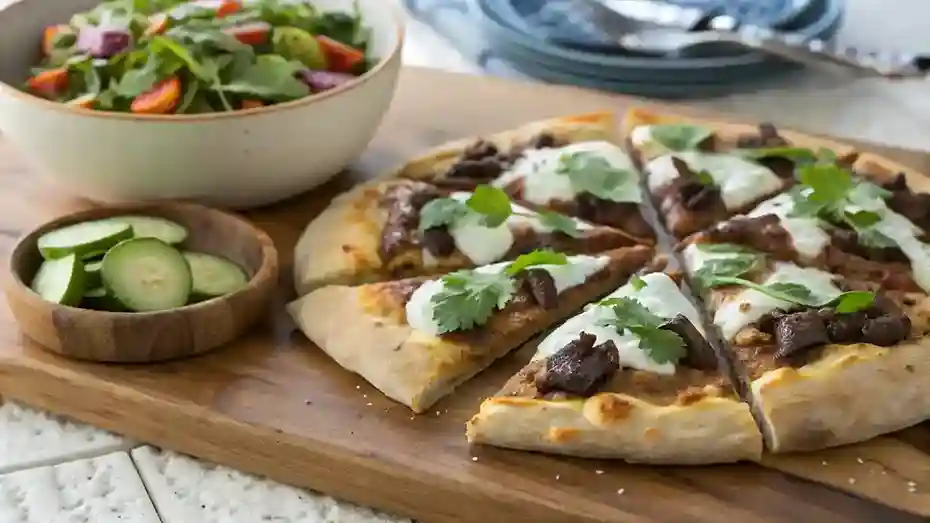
[[292, 178, 643, 295], [678, 239, 930, 452], [467, 270, 763, 464], [621, 108, 858, 239], [389, 111, 655, 244], [288, 247, 654, 412]]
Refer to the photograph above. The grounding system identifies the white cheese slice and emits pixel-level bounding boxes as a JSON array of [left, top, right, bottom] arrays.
[[714, 262, 842, 342], [645, 151, 783, 210], [747, 193, 830, 259], [630, 125, 672, 160], [493, 141, 642, 205], [405, 254, 610, 336], [532, 272, 704, 375], [443, 192, 592, 265]]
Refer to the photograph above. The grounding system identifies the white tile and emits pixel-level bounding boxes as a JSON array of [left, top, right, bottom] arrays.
[[0, 401, 133, 474], [132, 446, 410, 523], [0, 451, 160, 523]]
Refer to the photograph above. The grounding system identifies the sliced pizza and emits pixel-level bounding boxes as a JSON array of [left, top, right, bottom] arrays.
[[467, 271, 762, 464], [681, 153, 930, 294], [288, 247, 654, 412], [292, 179, 642, 295], [621, 107, 858, 239], [388, 111, 655, 244], [679, 240, 930, 452]]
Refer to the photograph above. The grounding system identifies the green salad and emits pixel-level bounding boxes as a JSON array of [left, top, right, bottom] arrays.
[[25, 0, 373, 114]]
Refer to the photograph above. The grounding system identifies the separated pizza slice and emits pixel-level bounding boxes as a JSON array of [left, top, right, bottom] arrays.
[[288, 246, 654, 412], [467, 270, 762, 464], [389, 111, 655, 244], [621, 107, 858, 239], [680, 152, 930, 295], [293, 179, 642, 295], [679, 240, 930, 453]]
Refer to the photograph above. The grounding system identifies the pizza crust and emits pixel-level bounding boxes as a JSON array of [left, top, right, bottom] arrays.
[[467, 391, 762, 464], [389, 111, 620, 181], [853, 152, 930, 193]]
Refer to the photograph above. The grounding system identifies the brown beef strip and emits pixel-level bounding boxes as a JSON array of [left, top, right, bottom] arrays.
[[378, 182, 447, 263], [438, 132, 567, 185], [880, 172, 930, 233]]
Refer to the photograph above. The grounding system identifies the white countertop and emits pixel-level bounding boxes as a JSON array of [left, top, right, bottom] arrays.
[[3, 2, 930, 522]]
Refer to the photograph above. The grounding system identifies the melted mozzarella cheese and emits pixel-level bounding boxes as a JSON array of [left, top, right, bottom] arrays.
[[533, 272, 704, 375], [492, 141, 642, 205], [645, 151, 783, 210], [444, 192, 592, 265], [747, 193, 830, 259], [714, 263, 841, 342], [405, 255, 610, 336], [629, 125, 672, 160], [680, 243, 744, 275]]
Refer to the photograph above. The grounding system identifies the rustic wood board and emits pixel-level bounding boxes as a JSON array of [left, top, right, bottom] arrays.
[[2, 67, 930, 523]]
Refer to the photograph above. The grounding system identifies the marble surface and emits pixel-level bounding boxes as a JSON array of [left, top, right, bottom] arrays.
[[2, 1, 930, 522]]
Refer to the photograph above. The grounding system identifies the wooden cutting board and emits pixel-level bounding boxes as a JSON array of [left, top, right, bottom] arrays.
[[2, 67, 930, 523]]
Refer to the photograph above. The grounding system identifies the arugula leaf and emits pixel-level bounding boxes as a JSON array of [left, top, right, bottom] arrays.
[[149, 35, 208, 79], [556, 152, 638, 202], [504, 249, 568, 276], [537, 211, 581, 237], [596, 297, 686, 364], [648, 124, 713, 152], [418, 198, 467, 231], [217, 54, 309, 100], [110, 56, 159, 97], [466, 185, 513, 227], [431, 271, 516, 333], [630, 276, 647, 291]]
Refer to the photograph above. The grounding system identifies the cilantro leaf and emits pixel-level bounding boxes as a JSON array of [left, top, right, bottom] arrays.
[[537, 211, 581, 237], [431, 271, 516, 334], [695, 243, 760, 255], [466, 185, 513, 228], [700, 276, 875, 314], [797, 163, 854, 205], [629, 326, 687, 364], [693, 256, 760, 292], [419, 198, 467, 231], [504, 249, 568, 276], [557, 152, 638, 202], [598, 297, 664, 328], [844, 209, 882, 228], [630, 276, 647, 291], [766, 282, 814, 302], [596, 297, 686, 365], [695, 170, 715, 186], [648, 124, 713, 152], [831, 291, 876, 314], [738, 146, 820, 165]]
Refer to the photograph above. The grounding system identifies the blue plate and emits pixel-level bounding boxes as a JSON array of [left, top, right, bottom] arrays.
[[510, 0, 821, 54], [474, 0, 843, 82]]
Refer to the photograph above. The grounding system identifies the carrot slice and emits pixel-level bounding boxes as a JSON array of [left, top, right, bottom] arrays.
[[130, 77, 181, 114], [42, 25, 69, 56], [240, 99, 264, 109], [223, 22, 271, 46], [315, 36, 364, 73], [27, 68, 69, 98], [216, 0, 240, 17], [144, 13, 169, 37], [67, 93, 96, 109]]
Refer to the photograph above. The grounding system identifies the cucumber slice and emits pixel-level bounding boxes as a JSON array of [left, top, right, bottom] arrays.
[[30, 254, 86, 306], [101, 238, 192, 312], [81, 287, 122, 311], [37, 220, 133, 260], [85, 259, 103, 289], [109, 215, 189, 245], [183, 252, 249, 301]]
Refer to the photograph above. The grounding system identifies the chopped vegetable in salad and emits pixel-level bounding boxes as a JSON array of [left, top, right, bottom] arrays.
[[25, 0, 373, 114]]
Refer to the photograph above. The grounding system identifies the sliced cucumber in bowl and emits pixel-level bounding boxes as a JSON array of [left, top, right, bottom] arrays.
[[37, 220, 133, 260], [107, 215, 189, 245], [101, 238, 192, 312], [184, 252, 249, 302], [30, 254, 86, 306]]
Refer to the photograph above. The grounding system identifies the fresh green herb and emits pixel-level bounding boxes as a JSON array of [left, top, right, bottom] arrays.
[[537, 211, 581, 237], [699, 275, 875, 313], [648, 124, 713, 152], [630, 276, 647, 291], [430, 271, 516, 334], [556, 152, 639, 203], [466, 185, 513, 228], [596, 297, 686, 364], [418, 198, 468, 231], [738, 146, 831, 166], [832, 291, 876, 314], [691, 243, 764, 292], [695, 170, 715, 186], [504, 249, 568, 276], [695, 243, 760, 254]]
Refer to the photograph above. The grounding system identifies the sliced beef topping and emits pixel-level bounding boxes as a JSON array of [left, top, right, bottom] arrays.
[[735, 122, 789, 149], [421, 227, 456, 257], [535, 332, 620, 397], [445, 156, 507, 181], [828, 228, 909, 263], [699, 214, 796, 259], [880, 172, 930, 232], [822, 246, 919, 292], [660, 314, 718, 370], [671, 156, 722, 211], [444, 133, 567, 181], [461, 139, 499, 161], [773, 310, 829, 361], [379, 183, 444, 262], [520, 268, 558, 309], [575, 194, 654, 238]]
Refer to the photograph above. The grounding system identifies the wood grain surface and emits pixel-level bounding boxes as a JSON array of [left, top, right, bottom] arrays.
[[4, 202, 278, 362], [1, 67, 930, 523]]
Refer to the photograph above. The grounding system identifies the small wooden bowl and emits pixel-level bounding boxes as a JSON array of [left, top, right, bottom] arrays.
[[4, 202, 278, 363]]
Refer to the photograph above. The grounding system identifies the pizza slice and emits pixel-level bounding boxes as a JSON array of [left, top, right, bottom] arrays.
[[621, 107, 858, 238], [287, 247, 654, 412], [680, 152, 930, 295], [467, 271, 762, 464], [293, 179, 644, 295], [679, 240, 930, 452], [389, 111, 655, 244]]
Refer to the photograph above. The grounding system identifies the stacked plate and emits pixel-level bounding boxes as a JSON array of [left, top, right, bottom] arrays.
[[406, 0, 846, 98]]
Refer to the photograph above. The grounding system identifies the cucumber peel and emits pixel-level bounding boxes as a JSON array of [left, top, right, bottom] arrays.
[[37, 220, 133, 260], [107, 215, 189, 245], [31, 254, 86, 306], [101, 238, 192, 312]]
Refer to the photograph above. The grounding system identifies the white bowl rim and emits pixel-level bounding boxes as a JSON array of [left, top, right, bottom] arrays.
[[0, 0, 406, 122]]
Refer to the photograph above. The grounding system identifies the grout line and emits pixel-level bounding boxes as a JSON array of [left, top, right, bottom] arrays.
[[0, 441, 138, 476], [130, 448, 167, 523]]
